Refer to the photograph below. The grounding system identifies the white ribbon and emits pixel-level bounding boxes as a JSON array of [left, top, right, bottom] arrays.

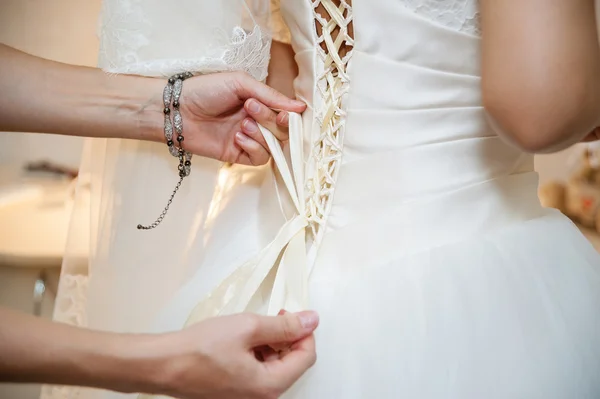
[[185, 112, 309, 326]]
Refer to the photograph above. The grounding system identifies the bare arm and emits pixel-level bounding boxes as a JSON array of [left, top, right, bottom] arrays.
[[481, 0, 600, 153], [0, 306, 161, 392], [0, 43, 163, 142], [0, 306, 318, 398], [0, 43, 306, 165]]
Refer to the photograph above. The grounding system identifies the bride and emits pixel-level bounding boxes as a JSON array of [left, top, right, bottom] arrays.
[[49, 0, 600, 398]]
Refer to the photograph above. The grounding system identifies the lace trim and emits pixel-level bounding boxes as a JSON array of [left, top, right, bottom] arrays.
[[101, 25, 272, 81], [97, 0, 148, 70], [40, 386, 83, 399], [52, 274, 89, 326], [97, 0, 272, 80], [401, 0, 481, 36], [305, 0, 354, 247], [40, 274, 89, 399]]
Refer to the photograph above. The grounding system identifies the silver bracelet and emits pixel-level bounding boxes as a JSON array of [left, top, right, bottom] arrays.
[[137, 72, 194, 231]]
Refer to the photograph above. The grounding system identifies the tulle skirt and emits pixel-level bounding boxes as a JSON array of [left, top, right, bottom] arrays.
[[58, 154, 600, 399], [283, 211, 600, 398]]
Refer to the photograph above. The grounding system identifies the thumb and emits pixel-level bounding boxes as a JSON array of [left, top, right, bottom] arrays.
[[234, 73, 306, 113], [249, 311, 319, 347]]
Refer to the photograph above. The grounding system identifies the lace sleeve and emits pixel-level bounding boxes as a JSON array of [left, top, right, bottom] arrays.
[[97, 0, 273, 81], [271, 0, 291, 43]]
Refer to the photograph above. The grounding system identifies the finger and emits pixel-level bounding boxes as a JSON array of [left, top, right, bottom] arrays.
[[263, 334, 317, 391], [254, 346, 266, 362], [269, 310, 292, 352], [276, 111, 290, 128], [249, 311, 319, 347], [263, 350, 281, 362], [234, 132, 270, 166], [241, 118, 268, 151], [234, 72, 306, 113], [245, 99, 289, 141], [255, 345, 280, 362]]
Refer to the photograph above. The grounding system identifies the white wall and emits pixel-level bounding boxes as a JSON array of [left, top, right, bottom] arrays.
[[0, 0, 102, 168]]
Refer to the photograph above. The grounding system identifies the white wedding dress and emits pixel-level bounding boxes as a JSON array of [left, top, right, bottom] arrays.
[[45, 1, 600, 398]]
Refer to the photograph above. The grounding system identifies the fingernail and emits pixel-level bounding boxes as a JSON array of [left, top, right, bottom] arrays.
[[243, 119, 258, 133], [279, 112, 289, 125], [297, 311, 319, 329], [248, 100, 260, 114], [235, 132, 246, 143]]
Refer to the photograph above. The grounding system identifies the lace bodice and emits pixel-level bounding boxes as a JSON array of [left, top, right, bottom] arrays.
[[401, 0, 481, 36], [272, 0, 481, 38]]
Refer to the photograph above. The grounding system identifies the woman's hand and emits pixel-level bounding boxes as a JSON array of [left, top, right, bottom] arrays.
[[238, 99, 293, 154], [0, 44, 303, 165], [151, 311, 319, 399], [0, 306, 318, 399], [180, 72, 305, 166]]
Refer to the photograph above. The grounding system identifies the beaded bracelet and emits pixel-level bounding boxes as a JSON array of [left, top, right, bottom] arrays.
[[137, 72, 194, 231]]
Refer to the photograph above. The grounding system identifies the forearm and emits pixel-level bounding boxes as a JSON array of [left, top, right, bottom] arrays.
[[0, 307, 166, 394], [0, 44, 163, 142]]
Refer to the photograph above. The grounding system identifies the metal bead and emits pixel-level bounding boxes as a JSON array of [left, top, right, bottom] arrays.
[[184, 160, 191, 166], [177, 135, 184, 142], [163, 107, 170, 114], [179, 170, 185, 177], [167, 140, 173, 146], [137, 224, 143, 230], [173, 100, 180, 108], [168, 77, 175, 84]]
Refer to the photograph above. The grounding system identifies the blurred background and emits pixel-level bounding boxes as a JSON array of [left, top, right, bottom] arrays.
[[0, 1, 599, 398], [0, 1, 100, 398]]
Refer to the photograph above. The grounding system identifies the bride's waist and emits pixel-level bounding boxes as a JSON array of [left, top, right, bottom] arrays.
[[318, 172, 548, 267], [331, 136, 534, 210], [315, 172, 558, 279]]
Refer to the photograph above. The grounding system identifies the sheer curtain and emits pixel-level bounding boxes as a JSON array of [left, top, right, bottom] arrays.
[[43, 1, 289, 398]]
